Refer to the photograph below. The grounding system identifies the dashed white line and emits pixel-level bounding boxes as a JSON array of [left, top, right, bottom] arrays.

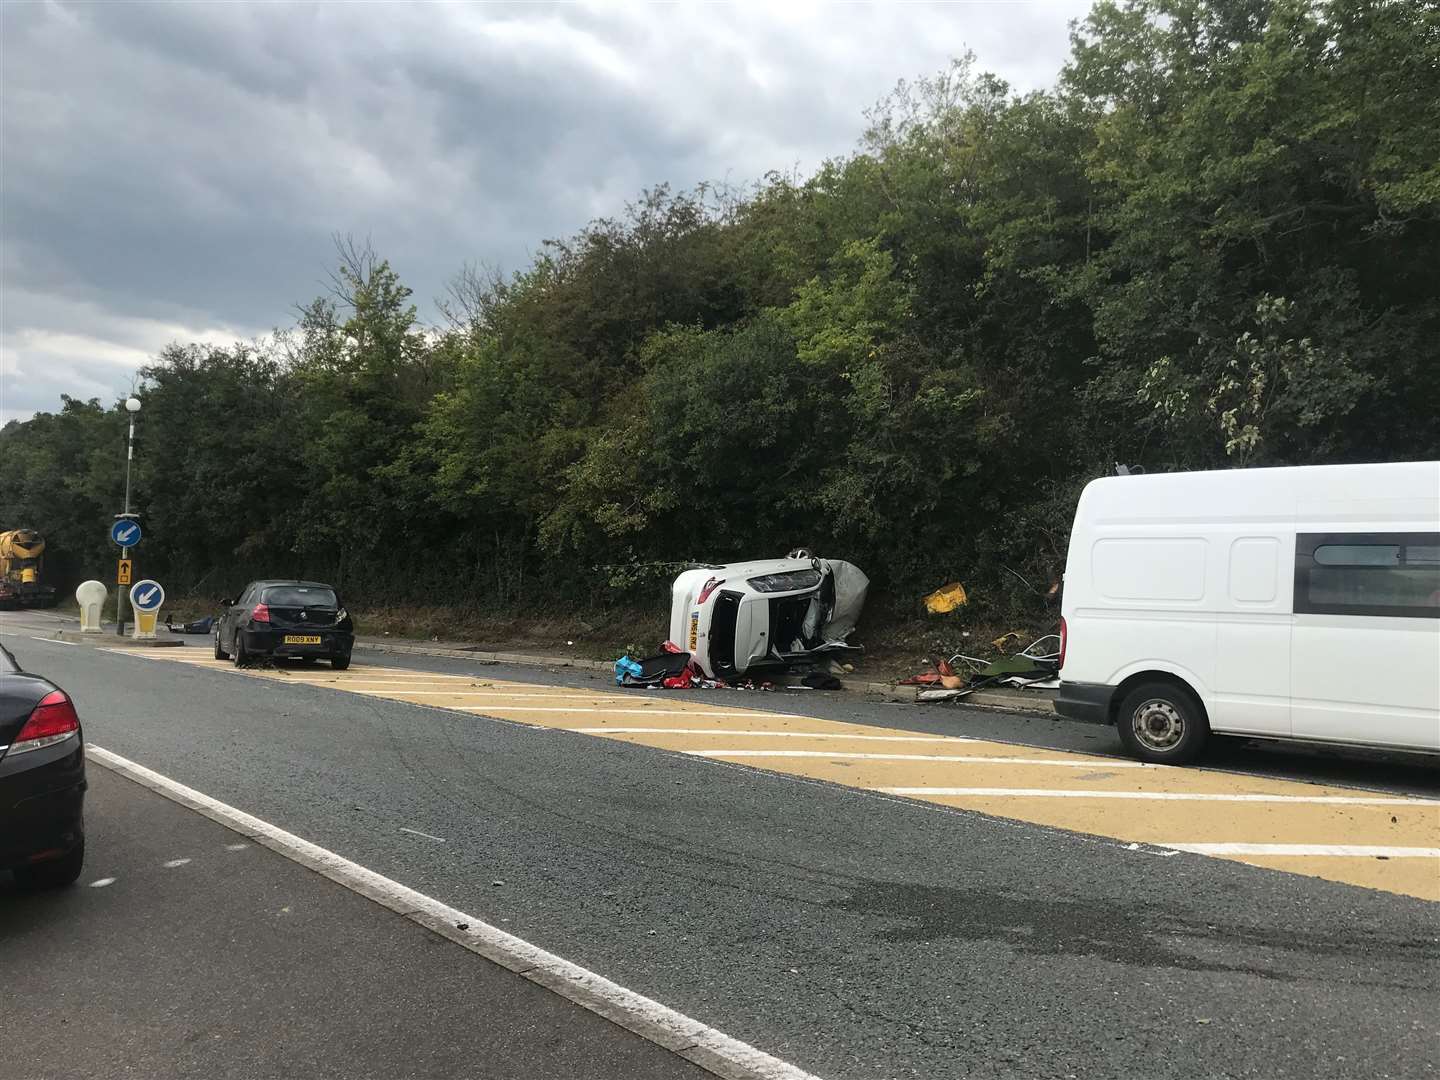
[[398, 826, 447, 843], [164, 858, 192, 868], [26, 634, 77, 645], [86, 745, 824, 1080], [877, 787, 1440, 805], [1162, 843, 1440, 858], [225, 843, 251, 851], [88, 877, 116, 887]]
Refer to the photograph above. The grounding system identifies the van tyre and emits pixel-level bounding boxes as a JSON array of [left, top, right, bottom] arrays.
[[1116, 682, 1210, 764], [14, 839, 85, 890]]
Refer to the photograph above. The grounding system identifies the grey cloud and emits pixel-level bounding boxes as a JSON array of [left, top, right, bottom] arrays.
[[1, 0, 1091, 417]]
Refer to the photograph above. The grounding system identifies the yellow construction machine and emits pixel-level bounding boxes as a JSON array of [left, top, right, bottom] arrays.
[[0, 529, 58, 608]]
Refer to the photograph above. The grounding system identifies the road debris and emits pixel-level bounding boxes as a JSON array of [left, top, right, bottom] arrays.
[[923, 582, 968, 614]]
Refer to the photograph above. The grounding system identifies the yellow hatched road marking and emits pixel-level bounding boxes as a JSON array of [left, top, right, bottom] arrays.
[[118, 651, 1440, 900]]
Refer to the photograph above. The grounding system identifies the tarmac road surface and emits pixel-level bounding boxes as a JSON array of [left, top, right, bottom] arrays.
[[3, 613, 1437, 1080]]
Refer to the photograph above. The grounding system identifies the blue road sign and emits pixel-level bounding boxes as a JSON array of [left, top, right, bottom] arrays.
[[129, 580, 165, 613], [110, 519, 143, 547]]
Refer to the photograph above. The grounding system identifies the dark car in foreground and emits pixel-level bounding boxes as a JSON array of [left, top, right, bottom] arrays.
[[215, 580, 354, 670], [1, 643, 86, 888]]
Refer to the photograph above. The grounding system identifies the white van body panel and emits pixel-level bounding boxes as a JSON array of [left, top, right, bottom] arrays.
[[1060, 461, 1440, 754]]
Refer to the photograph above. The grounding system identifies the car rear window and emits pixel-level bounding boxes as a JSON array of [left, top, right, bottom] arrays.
[[262, 586, 338, 607]]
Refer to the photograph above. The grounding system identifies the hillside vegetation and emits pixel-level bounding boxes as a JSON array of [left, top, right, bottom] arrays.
[[4, 0, 1437, 634]]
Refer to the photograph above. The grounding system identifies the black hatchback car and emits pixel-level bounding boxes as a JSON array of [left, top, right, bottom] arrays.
[[215, 580, 354, 669], [1, 643, 86, 888]]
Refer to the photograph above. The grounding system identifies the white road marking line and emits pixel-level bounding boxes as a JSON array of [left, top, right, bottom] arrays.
[[455, 706, 806, 719], [355, 691, 623, 699], [691, 750, 1148, 767], [86, 745, 823, 1080], [164, 858, 192, 867], [287, 676, 481, 683], [103, 649, 199, 660], [292, 678, 486, 685], [225, 843, 250, 851], [399, 826, 447, 843], [1163, 843, 1440, 858], [575, 728, 971, 742], [26, 634, 78, 645], [88, 877, 116, 887], [878, 787, 1440, 805]]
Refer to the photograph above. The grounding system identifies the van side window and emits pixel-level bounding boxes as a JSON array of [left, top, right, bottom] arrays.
[[1295, 532, 1440, 618]]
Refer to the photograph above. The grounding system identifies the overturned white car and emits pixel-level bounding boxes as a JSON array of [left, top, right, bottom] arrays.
[[669, 552, 869, 679]]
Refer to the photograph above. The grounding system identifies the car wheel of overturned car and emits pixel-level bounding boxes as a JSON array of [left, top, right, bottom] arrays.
[[213, 629, 229, 660], [13, 838, 85, 890], [331, 654, 350, 671], [1115, 681, 1210, 764]]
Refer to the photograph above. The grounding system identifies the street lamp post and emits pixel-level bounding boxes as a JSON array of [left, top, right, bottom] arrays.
[[116, 396, 141, 636]]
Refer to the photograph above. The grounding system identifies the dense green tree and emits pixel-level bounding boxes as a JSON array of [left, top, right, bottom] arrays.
[[4, 0, 1435, 623]]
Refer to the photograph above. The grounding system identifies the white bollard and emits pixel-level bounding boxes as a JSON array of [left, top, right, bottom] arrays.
[[76, 580, 107, 633]]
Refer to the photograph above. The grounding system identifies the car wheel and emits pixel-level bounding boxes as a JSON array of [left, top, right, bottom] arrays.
[[214, 628, 230, 660], [331, 654, 351, 671], [232, 633, 247, 668], [1115, 681, 1210, 764], [13, 839, 85, 890]]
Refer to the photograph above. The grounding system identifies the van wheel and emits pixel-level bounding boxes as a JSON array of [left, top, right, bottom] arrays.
[[1116, 682, 1210, 764]]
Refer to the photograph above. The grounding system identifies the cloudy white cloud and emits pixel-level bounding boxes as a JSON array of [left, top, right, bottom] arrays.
[[0, 0, 1091, 423]]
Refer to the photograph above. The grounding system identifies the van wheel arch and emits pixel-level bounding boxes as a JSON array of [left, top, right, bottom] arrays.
[[1109, 673, 1212, 764], [1107, 671, 1210, 726]]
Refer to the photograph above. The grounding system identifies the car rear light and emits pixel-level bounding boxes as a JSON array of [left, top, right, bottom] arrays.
[[1058, 617, 1067, 670], [696, 577, 726, 604], [251, 603, 271, 623], [11, 690, 80, 755]]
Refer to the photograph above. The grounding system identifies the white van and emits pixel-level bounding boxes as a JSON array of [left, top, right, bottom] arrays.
[[1056, 461, 1440, 763]]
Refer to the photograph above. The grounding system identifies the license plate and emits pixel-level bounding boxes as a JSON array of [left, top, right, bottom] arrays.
[[284, 635, 322, 645]]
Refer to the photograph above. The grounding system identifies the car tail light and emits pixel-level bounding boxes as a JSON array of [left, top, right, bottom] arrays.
[[1058, 617, 1068, 670], [251, 603, 271, 623], [696, 577, 726, 604], [11, 690, 80, 755]]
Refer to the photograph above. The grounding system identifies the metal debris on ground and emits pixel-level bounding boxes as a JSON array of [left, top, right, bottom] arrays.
[[904, 634, 1061, 703]]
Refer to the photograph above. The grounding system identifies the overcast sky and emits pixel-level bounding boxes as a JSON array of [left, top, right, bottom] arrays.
[[0, 0, 1091, 423]]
